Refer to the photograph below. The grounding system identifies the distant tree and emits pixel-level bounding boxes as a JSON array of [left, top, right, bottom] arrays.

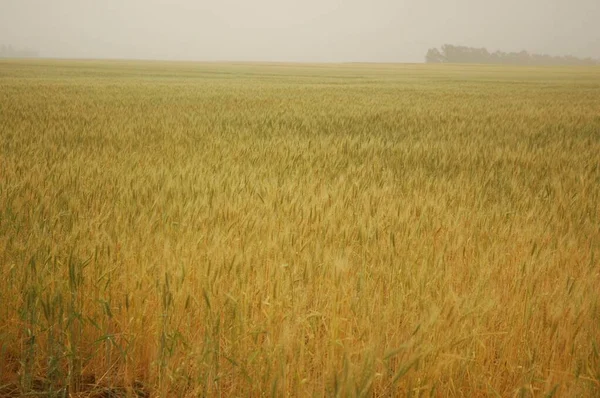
[[440, 44, 461, 62], [0, 44, 39, 58], [425, 48, 445, 63], [473, 47, 491, 63], [424, 44, 599, 66]]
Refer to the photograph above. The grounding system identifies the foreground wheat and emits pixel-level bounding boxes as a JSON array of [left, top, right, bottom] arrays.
[[1, 60, 599, 396]]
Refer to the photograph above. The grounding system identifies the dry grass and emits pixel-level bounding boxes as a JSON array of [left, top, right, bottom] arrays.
[[1, 59, 599, 397]]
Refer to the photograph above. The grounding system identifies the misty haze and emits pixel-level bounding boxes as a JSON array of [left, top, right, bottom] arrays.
[[1, 1, 599, 397], [1, 0, 599, 62]]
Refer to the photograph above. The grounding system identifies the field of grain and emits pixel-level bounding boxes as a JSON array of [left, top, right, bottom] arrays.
[[1, 59, 599, 397]]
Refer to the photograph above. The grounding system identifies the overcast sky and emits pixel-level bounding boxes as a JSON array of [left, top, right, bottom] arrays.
[[1, 0, 599, 62]]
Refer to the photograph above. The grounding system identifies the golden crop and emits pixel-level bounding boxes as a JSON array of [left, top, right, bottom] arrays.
[[1, 59, 599, 396]]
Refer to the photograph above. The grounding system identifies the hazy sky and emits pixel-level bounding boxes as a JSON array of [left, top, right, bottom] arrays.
[[1, 0, 599, 62]]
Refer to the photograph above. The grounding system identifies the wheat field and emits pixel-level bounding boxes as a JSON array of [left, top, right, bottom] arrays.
[[1, 59, 599, 397]]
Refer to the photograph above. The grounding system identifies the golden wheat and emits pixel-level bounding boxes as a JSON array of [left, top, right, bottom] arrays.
[[1, 59, 599, 396]]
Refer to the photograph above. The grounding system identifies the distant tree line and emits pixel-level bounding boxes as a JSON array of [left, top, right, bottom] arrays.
[[426, 44, 599, 66], [0, 44, 39, 58]]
